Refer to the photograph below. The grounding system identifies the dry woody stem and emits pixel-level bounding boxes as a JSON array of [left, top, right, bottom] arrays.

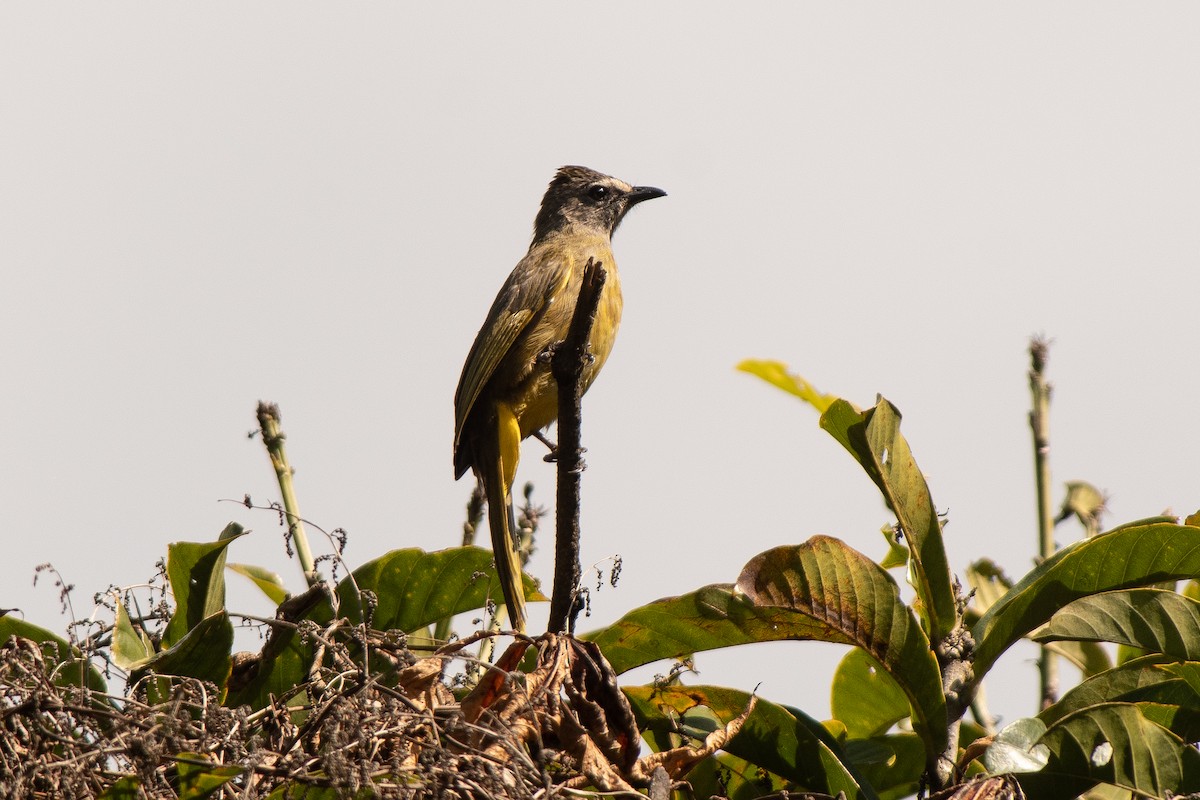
[[548, 258, 607, 634]]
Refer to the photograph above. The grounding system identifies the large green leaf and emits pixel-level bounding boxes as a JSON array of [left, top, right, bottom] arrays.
[[830, 647, 910, 739], [164, 524, 245, 647], [972, 520, 1200, 676], [739, 368, 955, 640], [227, 546, 540, 711], [1135, 701, 1200, 744], [0, 616, 107, 694], [683, 751, 790, 800], [966, 560, 1121, 675], [736, 537, 947, 758], [1041, 655, 1190, 726], [131, 612, 233, 701], [1019, 703, 1200, 799], [221, 629, 311, 712], [326, 546, 545, 632], [1162, 661, 1200, 701], [818, 399, 956, 640], [583, 583, 837, 675], [625, 684, 876, 800], [1033, 588, 1200, 659], [843, 733, 925, 800]]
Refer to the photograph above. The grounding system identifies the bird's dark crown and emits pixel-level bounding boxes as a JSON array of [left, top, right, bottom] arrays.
[[532, 166, 659, 242]]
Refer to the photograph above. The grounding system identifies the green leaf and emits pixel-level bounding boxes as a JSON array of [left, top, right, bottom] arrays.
[[227, 563, 290, 605], [972, 521, 1200, 676], [221, 631, 311, 712], [130, 612, 233, 701], [98, 777, 141, 799], [819, 399, 956, 640], [228, 546, 539, 711], [584, 583, 838, 676], [1134, 701, 1200, 743], [164, 524, 245, 647], [112, 599, 155, 670], [1024, 703, 1200, 798], [1041, 655, 1193, 726], [983, 717, 1050, 774], [624, 684, 877, 800], [736, 537, 947, 758], [830, 647, 910, 738], [175, 752, 242, 799], [841, 733, 925, 800], [685, 751, 790, 800], [736, 359, 839, 413], [1033, 589, 1200, 659], [0, 616, 107, 694], [1161, 661, 1200, 701], [328, 546, 545, 632]]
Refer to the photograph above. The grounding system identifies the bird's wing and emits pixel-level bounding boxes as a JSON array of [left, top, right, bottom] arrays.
[[453, 252, 565, 450]]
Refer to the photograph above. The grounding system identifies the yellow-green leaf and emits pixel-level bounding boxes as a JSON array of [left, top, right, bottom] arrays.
[[736, 359, 839, 413]]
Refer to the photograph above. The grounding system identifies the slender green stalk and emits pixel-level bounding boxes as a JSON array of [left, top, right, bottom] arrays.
[[256, 402, 319, 588], [1028, 337, 1057, 708]]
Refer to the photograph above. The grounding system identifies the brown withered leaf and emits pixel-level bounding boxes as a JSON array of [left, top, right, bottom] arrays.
[[632, 695, 758, 782], [460, 638, 534, 724], [395, 655, 445, 709], [564, 637, 640, 772], [930, 774, 1025, 800]]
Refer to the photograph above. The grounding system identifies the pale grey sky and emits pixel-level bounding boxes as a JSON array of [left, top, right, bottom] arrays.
[[3, 5, 1198, 724]]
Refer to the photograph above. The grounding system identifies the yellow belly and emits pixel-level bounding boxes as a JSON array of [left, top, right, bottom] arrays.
[[513, 261, 622, 438]]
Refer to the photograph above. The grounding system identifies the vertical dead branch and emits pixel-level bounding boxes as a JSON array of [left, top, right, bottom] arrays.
[[547, 258, 607, 634]]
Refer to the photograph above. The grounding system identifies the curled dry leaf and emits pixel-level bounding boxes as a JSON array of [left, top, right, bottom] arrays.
[[460, 638, 535, 725], [459, 633, 671, 793], [930, 774, 1026, 800], [632, 695, 758, 782]]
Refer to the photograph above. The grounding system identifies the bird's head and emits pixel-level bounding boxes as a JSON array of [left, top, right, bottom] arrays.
[[533, 166, 665, 241]]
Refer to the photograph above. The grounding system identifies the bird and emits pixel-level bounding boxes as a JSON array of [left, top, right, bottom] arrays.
[[453, 166, 665, 633]]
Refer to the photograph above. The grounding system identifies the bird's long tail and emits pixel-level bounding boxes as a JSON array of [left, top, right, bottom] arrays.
[[480, 402, 528, 633]]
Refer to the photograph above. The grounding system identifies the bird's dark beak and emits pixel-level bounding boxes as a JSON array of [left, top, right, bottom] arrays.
[[627, 185, 667, 206]]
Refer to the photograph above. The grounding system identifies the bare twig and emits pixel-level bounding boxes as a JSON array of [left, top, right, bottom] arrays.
[[547, 259, 607, 635]]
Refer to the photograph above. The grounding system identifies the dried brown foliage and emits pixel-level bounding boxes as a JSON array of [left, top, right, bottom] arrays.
[[1, 630, 751, 799]]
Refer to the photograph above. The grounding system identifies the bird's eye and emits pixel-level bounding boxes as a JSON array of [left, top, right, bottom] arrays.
[[587, 184, 609, 201]]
